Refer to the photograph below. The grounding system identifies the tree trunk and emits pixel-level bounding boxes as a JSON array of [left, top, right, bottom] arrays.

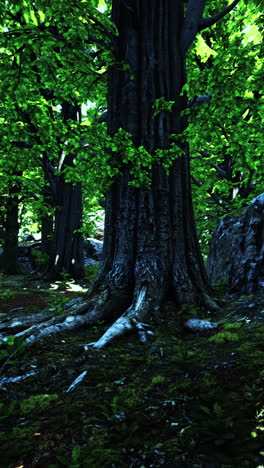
[[40, 104, 84, 280], [1, 174, 22, 274], [53, 154, 84, 279], [40, 183, 55, 272], [94, 0, 212, 307]]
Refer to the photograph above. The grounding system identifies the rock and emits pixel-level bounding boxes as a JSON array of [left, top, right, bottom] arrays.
[[184, 319, 219, 332], [84, 257, 98, 267], [84, 238, 103, 261], [206, 194, 264, 293]]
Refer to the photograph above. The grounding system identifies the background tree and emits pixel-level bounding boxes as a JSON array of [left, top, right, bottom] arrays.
[[0, 0, 112, 278], [185, 0, 263, 252]]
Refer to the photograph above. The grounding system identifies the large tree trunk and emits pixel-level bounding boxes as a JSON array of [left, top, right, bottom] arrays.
[[75, 0, 218, 347], [93, 0, 212, 306]]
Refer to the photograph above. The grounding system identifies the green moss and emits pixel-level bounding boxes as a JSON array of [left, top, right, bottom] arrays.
[[20, 394, 59, 414], [223, 322, 243, 330], [208, 331, 239, 343]]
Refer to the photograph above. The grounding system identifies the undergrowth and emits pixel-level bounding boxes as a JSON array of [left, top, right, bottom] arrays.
[[0, 280, 264, 467]]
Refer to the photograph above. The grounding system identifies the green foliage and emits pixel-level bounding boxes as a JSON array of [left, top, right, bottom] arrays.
[[0, 0, 115, 263], [50, 445, 83, 468], [153, 97, 175, 116], [0, 0, 262, 261], [30, 248, 50, 266], [223, 322, 242, 330], [0, 336, 26, 375], [0, 288, 15, 301], [185, 1, 263, 253], [151, 375, 166, 385], [47, 292, 71, 315], [177, 303, 199, 319], [84, 263, 100, 284]]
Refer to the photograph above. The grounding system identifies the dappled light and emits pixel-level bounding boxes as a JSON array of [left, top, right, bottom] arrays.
[[0, 0, 263, 466]]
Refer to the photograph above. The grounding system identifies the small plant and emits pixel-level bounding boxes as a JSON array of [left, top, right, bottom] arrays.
[[31, 248, 50, 265], [0, 335, 26, 375], [92, 319, 105, 333], [49, 443, 107, 468], [208, 331, 239, 343], [20, 394, 59, 415], [58, 270, 71, 290], [178, 304, 198, 318], [151, 375, 166, 385], [223, 322, 243, 330], [0, 288, 15, 301], [83, 263, 99, 283], [47, 293, 70, 315], [98, 395, 124, 420]]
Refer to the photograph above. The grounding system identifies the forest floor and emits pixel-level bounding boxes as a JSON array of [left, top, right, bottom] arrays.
[[0, 272, 264, 468]]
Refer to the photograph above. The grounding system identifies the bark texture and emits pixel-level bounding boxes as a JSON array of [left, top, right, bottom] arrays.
[[53, 158, 84, 279], [1, 172, 22, 274], [94, 0, 212, 306], [40, 103, 84, 280]]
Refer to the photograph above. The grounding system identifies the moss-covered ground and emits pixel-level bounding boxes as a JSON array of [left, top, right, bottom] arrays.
[[0, 275, 264, 467]]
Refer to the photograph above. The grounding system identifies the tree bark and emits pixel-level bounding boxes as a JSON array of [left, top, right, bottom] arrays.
[[1, 173, 22, 274], [40, 104, 84, 280], [53, 153, 84, 279], [94, 0, 212, 306]]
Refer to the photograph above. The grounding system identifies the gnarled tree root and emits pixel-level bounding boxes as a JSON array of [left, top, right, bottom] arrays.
[[83, 286, 155, 349], [0, 282, 222, 350]]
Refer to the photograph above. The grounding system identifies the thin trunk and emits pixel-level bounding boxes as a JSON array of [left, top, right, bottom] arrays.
[[53, 154, 84, 279], [40, 184, 55, 271], [1, 176, 21, 274]]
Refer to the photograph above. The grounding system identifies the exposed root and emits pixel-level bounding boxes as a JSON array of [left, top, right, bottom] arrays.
[[0, 280, 222, 353], [65, 370, 88, 393], [24, 313, 96, 347], [0, 311, 50, 333], [0, 296, 99, 346], [0, 288, 129, 347], [84, 286, 155, 349], [0, 372, 38, 387]]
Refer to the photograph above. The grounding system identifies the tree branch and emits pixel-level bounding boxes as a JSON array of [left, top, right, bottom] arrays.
[[12, 141, 33, 149], [180, 0, 206, 54], [191, 175, 228, 207], [199, 0, 241, 32], [194, 152, 227, 178], [88, 13, 115, 43]]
